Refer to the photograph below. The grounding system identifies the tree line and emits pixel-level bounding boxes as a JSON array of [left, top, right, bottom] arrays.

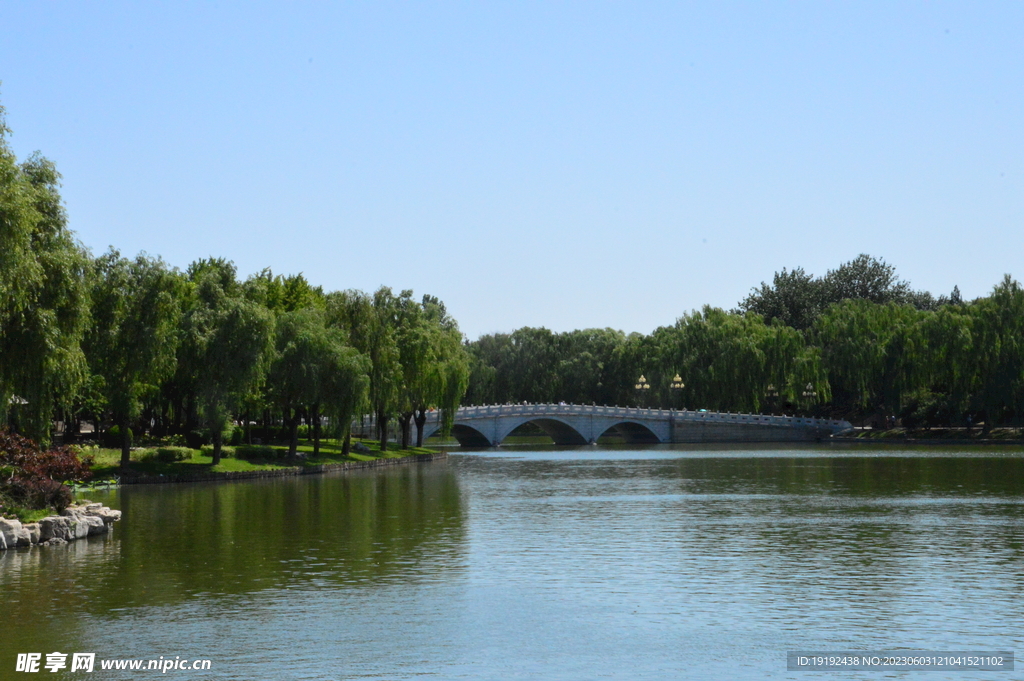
[[466, 255, 1024, 432], [0, 103, 469, 463], [5, 93, 1024, 447]]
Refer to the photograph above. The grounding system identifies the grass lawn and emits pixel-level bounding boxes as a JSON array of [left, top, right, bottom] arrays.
[[83, 438, 437, 481], [846, 427, 1024, 440]]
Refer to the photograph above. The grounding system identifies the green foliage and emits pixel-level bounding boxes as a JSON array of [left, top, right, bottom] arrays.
[[85, 250, 181, 463], [151, 447, 193, 463], [0, 110, 91, 441], [0, 97, 472, 458], [739, 254, 937, 330], [0, 428, 92, 513], [234, 445, 282, 460], [268, 308, 368, 455], [184, 265, 274, 463]]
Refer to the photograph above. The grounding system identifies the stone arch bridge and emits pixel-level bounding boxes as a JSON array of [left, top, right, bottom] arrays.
[[406, 404, 851, 446]]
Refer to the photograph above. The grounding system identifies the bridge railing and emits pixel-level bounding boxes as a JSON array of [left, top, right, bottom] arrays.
[[404, 403, 850, 431]]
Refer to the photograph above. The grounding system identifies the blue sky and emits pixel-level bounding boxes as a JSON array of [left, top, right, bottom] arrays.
[[1, 2, 1021, 339]]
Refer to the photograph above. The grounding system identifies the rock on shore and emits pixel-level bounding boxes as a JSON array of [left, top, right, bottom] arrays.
[[0, 503, 122, 550]]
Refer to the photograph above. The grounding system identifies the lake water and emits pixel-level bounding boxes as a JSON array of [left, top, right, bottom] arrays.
[[3, 445, 1023, 679]]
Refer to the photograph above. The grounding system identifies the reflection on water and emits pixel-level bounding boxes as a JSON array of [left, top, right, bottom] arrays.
[[3, 447, 1024, 679]]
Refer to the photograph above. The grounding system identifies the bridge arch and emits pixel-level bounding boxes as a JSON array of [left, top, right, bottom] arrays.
[[448, 423, 493, 447], [496, 417, 589, 446], [597, 420, 661, 444]]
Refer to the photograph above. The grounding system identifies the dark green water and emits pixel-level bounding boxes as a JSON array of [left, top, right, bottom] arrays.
[[3, 446, 1024, 679]]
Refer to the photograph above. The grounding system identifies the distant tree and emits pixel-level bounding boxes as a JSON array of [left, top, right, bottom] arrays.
[[0, 110, 91, 441], [737, 267, 822, 331], [243, 269, 325, 313], [326, 288, 401, 450], [812, 300, 923, 420], [660, 307, 827, 413], [268, 309, 367, 457], [85, 250, 181, 466], [185, 267, 274, 464], [739, 254, 930, 330], [820, 254, 913, 305], [970, 276, 1024, 431], [317, 340, 369, 456], [392, 292, 432, 448], [418, 295, 469, 445]]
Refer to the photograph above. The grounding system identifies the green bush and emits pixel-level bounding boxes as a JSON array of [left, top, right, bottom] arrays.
[[165, 433, 188, 447], [103, 425, 133, 449], [234, 445, 281, 461], [154, 447, 192, 463], [199, 445, 235, 459], [229, 426, 245, 446]]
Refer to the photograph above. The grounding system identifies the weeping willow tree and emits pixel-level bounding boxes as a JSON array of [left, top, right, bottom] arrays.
[[86, 250, 181, 466], [268, 308, 369, 457], [321, 342, 369, 456], [0, 106, 90, 442], [186, 269, 275, 464], [435, 337, 470, 443], [652, 307, 827, 413], [969, 276, 1024, 430], [910, 303, 976, 426], [812, 300, 926, 419]]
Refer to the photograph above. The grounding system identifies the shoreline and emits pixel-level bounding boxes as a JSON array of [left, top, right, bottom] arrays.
[[832, 436, 1024, 446], [107, 451, 447, 486]]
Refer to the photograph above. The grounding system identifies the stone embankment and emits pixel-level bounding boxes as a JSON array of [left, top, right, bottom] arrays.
[[0, 503, 121, 550]]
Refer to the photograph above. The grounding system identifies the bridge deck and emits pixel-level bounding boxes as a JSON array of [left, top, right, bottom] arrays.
[[438, 404, 848, 430], [356, 404, 852, 446]]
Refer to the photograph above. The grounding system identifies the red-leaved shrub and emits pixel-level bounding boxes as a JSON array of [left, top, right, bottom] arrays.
[[0, 429, 93, 513]]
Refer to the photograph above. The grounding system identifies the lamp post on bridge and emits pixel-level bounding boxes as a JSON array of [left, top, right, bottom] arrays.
[[634, 374, 651, 408], [670, 374, 685, 401], [801, 382, 818, 415], [765, 384, 779, 415], [669, 374, 685, 441]]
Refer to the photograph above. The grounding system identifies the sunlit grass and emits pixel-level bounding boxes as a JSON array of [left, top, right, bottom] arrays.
[[83, 437, 437, 480], [848, 427, 1024, 440]]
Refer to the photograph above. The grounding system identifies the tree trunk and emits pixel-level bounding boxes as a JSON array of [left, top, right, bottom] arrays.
[[342, 428, 352, 457], [212, 426, 223, 466], [377, 407, 389, 452], [119, 414, 132, 468], [288, 408, 300, 458], [400, 411, 413, 449], [312, 403, 321, 457], [415, 408, 427, 447]]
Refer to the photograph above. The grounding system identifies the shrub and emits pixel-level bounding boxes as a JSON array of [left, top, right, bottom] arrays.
[[10, 477, 72, 513], [234, 445, 281, 461], [165, 433, 188, 447], [154, 447, 192, 463], [0, 429, 91, 513], [199, 445, 235, 458], [229, 426, 244, 446]]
